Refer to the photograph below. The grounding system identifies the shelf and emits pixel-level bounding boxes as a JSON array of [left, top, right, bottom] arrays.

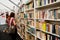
[[25, 8, 34, 12], [36, 36, 41, 40], [35, 1, 60, 9], [25, 0, 33, 5], [28, 25, 35, 28], [36, 29, 60, 38], [20, 3, 24, 8], [17, 32, 23, 39], [26, 30, 36, 37], [34, 18, 60, 22], [20, 11, 24, 13], [45, 19, 60, 22], [27, 18, 34, 20], [20, 18, 24, 19]]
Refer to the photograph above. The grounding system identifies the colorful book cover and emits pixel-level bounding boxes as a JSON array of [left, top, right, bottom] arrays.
[[36, 20, 39, 29], [40, 0, 42, 6], [38, 0, 41, 6], [24, 14, 28, 18], [44, 0, 46, 5], [52, 24, 56, 40], [54, 9, 57, 19], [41, 33, 46, 40], [58, 25, 60, 40], [42, 22, 46, 32], [46, 23, 50, 32], [42, 11, 45, 19], [55, 24, 59, 40], [57, 9, 60, 19], [42, 0, 44, 6]]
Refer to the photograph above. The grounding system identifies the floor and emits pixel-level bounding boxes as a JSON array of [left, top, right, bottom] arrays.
[[0, 24, 23, 40], [0, 31, 23, 40]]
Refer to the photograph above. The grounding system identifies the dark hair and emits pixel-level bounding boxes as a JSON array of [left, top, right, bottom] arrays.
[[10, 12, 15, 18], [6, 13, 9, 18]]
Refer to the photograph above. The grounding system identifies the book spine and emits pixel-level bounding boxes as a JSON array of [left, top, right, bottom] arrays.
[[57, 9, 60, 19], [52, 24, 56, 40], [42, 22, 46, 32], [44, 0, 46, 5], [54, 9, 57, 19]]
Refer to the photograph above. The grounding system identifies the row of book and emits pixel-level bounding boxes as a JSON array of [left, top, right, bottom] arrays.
[[27, 20, 34, 26], [35, 0, 60, 6], [25, 1, 34, 9], [19, 8, 60, 20], [26, 33, 35, 40], [36, 21, 60, 40], [20, 6, 24, 12], [20, 13, 24, 18], [20, 24, 25, 40], [27, 25, 36, 34], [35, 8, 60, 19]]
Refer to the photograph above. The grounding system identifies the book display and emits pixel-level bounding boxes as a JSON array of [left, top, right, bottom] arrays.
[[16, 0, 60, 40]]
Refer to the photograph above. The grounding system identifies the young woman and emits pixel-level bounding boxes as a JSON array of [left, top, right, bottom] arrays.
[[9, 12, 17, 40]]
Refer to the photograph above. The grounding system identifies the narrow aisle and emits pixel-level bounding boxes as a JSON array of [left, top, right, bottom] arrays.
[[0, 31, 23, 40], [0, 31, 12, 40]]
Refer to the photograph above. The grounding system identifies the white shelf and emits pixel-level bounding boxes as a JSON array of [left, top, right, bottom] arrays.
[[17, 32, 23, 39], [20, 3, 24, 8], [26, 30, 36, 37], [34, 18, 60, 22], [36, 36, 42, 40], [20, 11, 24, 13], [25, 8, 34, 12], [35, 1, 60, 9], [45, 19, 60, 21], [28, 25, 35, 28], [25, 0, 33, 5], [36, 29, 60, 38]]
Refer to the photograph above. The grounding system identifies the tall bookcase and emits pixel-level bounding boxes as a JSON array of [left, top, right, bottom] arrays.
[[16, 0, 60, 40]]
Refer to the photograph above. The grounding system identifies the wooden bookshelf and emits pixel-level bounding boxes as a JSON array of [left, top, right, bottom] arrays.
[[16, 0, 60, 40]]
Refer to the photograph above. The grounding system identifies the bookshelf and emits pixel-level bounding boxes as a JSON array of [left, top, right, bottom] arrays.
[[16, 0, 60, 40]]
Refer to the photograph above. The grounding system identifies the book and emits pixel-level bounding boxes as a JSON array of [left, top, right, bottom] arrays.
[[24, 14, 28, 18], [44, 0, 46, 5], [35, 12, 39, 19], [49, 10, 54, 19], [41, 33, 46, 40], [36, 20, 39, 29], [36, 0, 39, 6], [54, 10, 56, 19], [55, 24, 59, 40], [42, 22, 46, 32], [46, 0, 48, 5], [48, 0, 50, 4], [51, 0, 54, 3], [42, 0, 44, 6], [56, 9, 60, 19], [46, 23, 50, 32], [52, 24, 56, 40], [29, 13, 32, 18], [29, 2, 33, 9], [44, 10, 47, 19], [42, 11, 45, 19], [39, 11, 42, 19], [36, 31, 40, 39]]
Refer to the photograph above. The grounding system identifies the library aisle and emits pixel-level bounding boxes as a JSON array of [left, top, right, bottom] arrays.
[[0, 0, 60, 40]]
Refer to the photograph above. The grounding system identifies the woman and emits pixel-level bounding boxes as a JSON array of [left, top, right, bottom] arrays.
[[9, 12, 17, 40]]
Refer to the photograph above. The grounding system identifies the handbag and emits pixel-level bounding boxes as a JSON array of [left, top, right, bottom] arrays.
[[5, 18, 16, 34], [7, 26, 15, 34]]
